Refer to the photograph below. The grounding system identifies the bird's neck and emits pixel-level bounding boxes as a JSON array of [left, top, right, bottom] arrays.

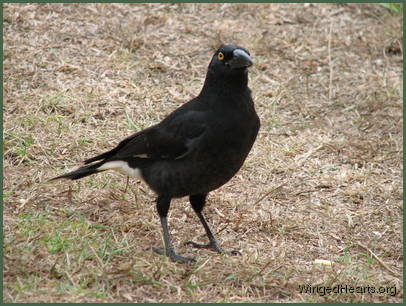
[[199, 68, 249, 98]]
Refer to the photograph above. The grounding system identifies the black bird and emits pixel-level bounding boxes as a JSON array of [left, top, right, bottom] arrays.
[[52, 45, 260, 262]]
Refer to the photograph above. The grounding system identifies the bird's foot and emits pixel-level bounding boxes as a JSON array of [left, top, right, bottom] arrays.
[[149, 246, 196, 263], [185, 241, 241, 256]]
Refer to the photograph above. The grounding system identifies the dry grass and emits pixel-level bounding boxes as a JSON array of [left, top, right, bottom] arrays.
[[3, 3, 403, 303]]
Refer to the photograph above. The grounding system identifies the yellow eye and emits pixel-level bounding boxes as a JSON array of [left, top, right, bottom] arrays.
[[218, 52, 224, 60]]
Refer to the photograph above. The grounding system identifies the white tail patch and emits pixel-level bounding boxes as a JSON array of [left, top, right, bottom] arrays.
[[97, 161, 143, 180]]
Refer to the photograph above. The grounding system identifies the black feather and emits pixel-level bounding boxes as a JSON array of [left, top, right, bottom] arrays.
[[51, 45, 260, 262], [50, 161, 104, 181]]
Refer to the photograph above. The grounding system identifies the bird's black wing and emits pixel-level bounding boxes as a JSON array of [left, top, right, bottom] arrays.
[[84, 110, 207, 164]]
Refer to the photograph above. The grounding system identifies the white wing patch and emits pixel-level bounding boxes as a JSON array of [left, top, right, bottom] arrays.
[[134, 154, 148, 158], [97, 161, 143, 180]]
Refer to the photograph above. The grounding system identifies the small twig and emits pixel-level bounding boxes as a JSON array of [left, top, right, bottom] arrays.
[[327, 7, 347, 17], [257, 260, 275, 276], [328, 22, 333, 103], [357, 242, 402, 278], [252, 183, 286, 207], [305, 74, 310, 100], [213, 207, 225, 218], [296, 144, 324, 167], [248, 261, 284, 282], [124, 176, 130, 193], [16, 192, 38, 213], [90, 245, 105, 268], [64, 252, 79, 287], [78, 196, 99, 205], [294, 189, 317, 196], [294, 185, 332, 197], [216, 219, 232, 235]]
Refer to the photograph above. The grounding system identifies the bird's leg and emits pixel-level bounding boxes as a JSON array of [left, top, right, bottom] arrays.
[[185, 194, 240, 256], [186, 209, 224, 252], [151, 195, 195, 263]]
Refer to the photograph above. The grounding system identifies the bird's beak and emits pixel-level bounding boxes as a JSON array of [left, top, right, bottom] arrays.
[[228, 49, 253, 69]]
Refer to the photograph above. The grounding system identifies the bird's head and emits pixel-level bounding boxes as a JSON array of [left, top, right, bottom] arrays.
[[209, 45, 253, 72], [200, 45, 253, 94]]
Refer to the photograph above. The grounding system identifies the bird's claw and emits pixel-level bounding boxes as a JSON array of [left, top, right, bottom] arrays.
[[228, 250, 242, 256], [185, 241, 213, 249], [148, 246, 196, 263], [185, 241, 241, 256]]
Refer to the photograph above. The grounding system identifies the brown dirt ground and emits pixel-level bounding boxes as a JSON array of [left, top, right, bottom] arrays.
[[3, 3, 403, 303]]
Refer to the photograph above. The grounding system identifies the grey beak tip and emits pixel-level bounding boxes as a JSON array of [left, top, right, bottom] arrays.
[[232, 49, 253, 69]]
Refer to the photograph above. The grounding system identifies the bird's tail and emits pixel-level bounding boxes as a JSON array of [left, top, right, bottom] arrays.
[[50, 161, 105, 181]]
